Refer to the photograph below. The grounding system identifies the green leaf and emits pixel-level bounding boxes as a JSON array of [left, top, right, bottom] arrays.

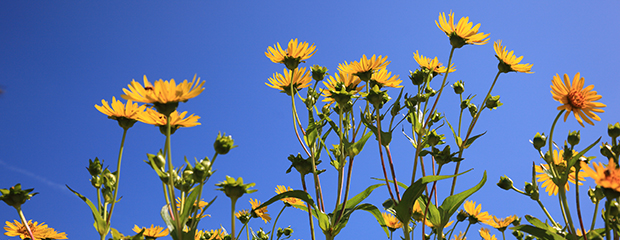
[[416, 196, 441, 227], [179, 187, 201, 227], [394, 171, 467, 225], [445, 118, 462, 148], [361, 112, 392, 146], [511, 224, 565, 240], [371, 177, 408, 189], [66, 185, 109, 236], [462, 131, 486, 149], [344, 131, 373, 157], [337, 183, 383, 212], [567, 137, 601, 170], [438, 171, 486, 227], [402, 128, 417, 146], [332, 203, 389, 238]]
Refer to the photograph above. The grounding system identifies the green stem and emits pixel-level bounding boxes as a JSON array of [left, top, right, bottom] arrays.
[[301, 175, 316, 240], [231, 197, 238, 240], [164, 115, 182, 240], [334, 105, 345, 220], [536, 198, 559, 227], [591, 199, 599, 231], [106, 127, 128, 225], [270, 205, 287, 240], [559, 186, 576, 237], [548, 110, 566, 160], [605, 200, 612, 240], [575, 167, 588, 240], [450, 70, 502, 195], [17, 207, 36, 240], [376, 107, 397, 203]]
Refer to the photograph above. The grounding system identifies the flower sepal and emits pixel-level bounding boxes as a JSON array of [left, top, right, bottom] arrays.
[[0, 184, 38, 209]]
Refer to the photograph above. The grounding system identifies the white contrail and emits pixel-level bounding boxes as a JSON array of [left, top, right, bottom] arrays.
[[0, 159, 73, 197]]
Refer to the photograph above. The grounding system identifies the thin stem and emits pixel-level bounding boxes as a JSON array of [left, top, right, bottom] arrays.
[[606, 200, 611, 240], [270, 205, 287, 240], [385, 146, 401, 202], [575, 167, 588, 240], [231, 197, 238, 240], [376, 107, 399, 202], [17, 207, 36, 240], [536, 199, 559, 227], [164, 115, 182, 239], [106, 127, 128, 224], [559, 187, 576, 236], [450, 71, 502, 195], [591, 199, 600, 231], [337, 156, 355, 223], [334, 106, 345, 217], [301, 175, 316, 240]]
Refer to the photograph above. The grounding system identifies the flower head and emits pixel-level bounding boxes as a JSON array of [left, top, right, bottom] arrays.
[[436, 11, 490, 48], [341, 55, 390, 81], [321, 70, 364, 105], [494, 40, 533, 73], [463, 200, 492, 224], [535, 149, 586, 196], [551, 73, 606, 127], [121, 75, 205, 115], [371, 68, 402, 89], [275, 185, 303, 208], [95, 96, 147, 129], [140, 108, 200, 134], [236, 209, 251, 224], [250, 198, 271, 223], [215, 176, 256, 201], [453, 232, 466, 240], [175, 197, 210, 219], [413, 50, 456, 75], [4, 219, 67, 240], [484, 215, 517, 232], [583, 159, 620, 194], [266, 67, 313, 96], [0, 184, 38, 210], [265, 39, 316, 70], [133, 224, 169, 239], [381, 212, 403, 231], [479, 228, 497, 240]]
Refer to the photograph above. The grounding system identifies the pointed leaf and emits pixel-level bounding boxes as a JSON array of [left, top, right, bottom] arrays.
[[567, 137, 601, 170], [438, 171, 486, 227], [66, 185, 108, 235], [511, 225, 565, 240], [463, 131, 486, 149], [333, 203, 389, 238], [445, 118, 462, 148], [346, 131, 373, 157]]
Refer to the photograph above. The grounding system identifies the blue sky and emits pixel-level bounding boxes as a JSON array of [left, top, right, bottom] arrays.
[[1, 1, 619, 239]]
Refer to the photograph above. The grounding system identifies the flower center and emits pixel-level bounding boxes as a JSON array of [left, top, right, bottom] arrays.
[[567, 90, 585, 109]]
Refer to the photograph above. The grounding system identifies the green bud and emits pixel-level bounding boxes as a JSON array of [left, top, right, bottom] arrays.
[[609, 123, 620, 139], [214, 132, 236, 155], [562, 144, 573, 161], [0, 184, 38, 209], [311, 65, 328, 81], [468, 104, 477, 117], [589, 187, 605, 204], [102, 186, 114, 204], [425, 85, 437, 97], [215, 176, 256, 201], [449, 35, 467, 49], [568, 130, 580, 146], [451, 80, 465, 94], [610, 200, 620, 216], [431, 111, 442, 123], [283, 57, 300, 71], [365, 85, 389, 107], [277, 226, 293, 239], [87, 158, 103, 176], [524, 235, 535, 240], [601, 143, 614, 160], [409, 69, 427, 85], [391, 100, 401, 118], [456, 210, 468, 222], [497, 175, 513, 190], [427, 130, 442, 146], [183, 168, 194, 182], [91, 175, 102, 188], [103, 170, 116, 188], [512, 216, 521, 226], [512, 230, 524, 240], [532, 132, 546, 150], [485, 95, 502, 110], [460, 99, 470, 110], [498, 61, 512, 74]]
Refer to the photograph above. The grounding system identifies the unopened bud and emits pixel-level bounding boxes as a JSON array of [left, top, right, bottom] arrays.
[[568, 131, 580, 146], [532, 132, 546, 150], [485, 95, 502, 110], [451, 80, 465, 94], [497, 176, 513, 190], [609, 123, 620, 139], [214, 132, 236, 155]]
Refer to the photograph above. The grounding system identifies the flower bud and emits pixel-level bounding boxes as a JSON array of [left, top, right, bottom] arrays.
[[91, 175, 102, 188], [214, 132, 236, 155], [468, 104, 477, 117], [456, 210, 468, 222], [485, 95, 502, 110], [425, 85, 437, 97], [0, 184, 38, 209], [431, 111, 442, 124], [103, 170, 116, 188], [183, 168, 194, 182], [512, 230, 524, 240], [427, 130, 442, 146], [497, 175, 513, 190], [391, 100, 401, 118], [562, 144, 573, 161], [451, 80, 465, 94], [609, 123, 620, 139], [87, 158, 103, 176], [532, 132, 546, 150], [524, 235, 535, 240], [600, 143, 614, 160], [460, 99, 470, 110], [589, 187, 605, 204], [255, 228, 269, 240], [102, 186, 114, 204], [277, 226, 293, 239], [409, 70, 427, 85], [311, 65, 328, 81], [610, 200, 620, 216], [567, 131, 580, 146]]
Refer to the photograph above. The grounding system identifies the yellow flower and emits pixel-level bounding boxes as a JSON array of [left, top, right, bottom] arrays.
[[371, 68, 402, 89], [265, 39, 316, 70], [341, 55, 390, 81], [250, 198, 271, 223], [484, 215, 516, 232], [535, 149, 586, 196], [266, 67, 313, 96], [140, 108, 200, 133], [95, 96, 147, 121], [4, 219, 67, 240], [413, 50, 456, 74], [453, 231, 466, 240], [175, 197, 210, 219], [132, 224, 169, 238], [493, 40, 533, 73], [583, 159, 620, 193], [321, 70, 364, 104], [381, 212, 403, 231], [424, 219, 454, 229], [275, 185, 303, 207], [551, 73, 606, 127], [121, 75, 205, 105], [436, 11, 490, 48], [479, 228, 497, 240], [463, 200, 492, 223]]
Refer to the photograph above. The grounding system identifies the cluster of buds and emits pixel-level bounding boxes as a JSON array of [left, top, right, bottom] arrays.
[[276, 226, 293, 239], [85, 158, 117, 204], [460, 98, 477, 117]]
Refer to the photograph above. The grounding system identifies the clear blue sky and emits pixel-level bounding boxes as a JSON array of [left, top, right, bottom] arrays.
[[1, 1, 619, 239]]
